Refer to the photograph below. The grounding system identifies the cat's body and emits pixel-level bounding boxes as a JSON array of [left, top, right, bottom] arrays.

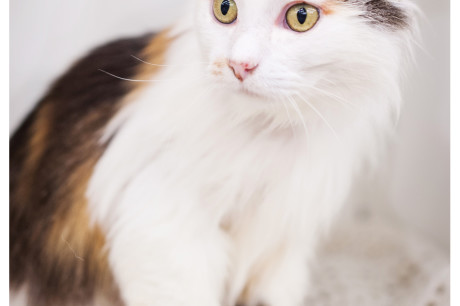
[[10, 0, 416, 305]]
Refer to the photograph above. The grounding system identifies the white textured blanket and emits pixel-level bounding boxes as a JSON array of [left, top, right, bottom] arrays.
[[306, 218, 450, 306]]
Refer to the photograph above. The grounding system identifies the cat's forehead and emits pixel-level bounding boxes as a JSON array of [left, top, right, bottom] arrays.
[[231, 0, 329, 9], [212, 0, 409, 31]]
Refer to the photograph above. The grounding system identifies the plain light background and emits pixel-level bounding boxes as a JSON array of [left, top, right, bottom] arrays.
[[10, 0, 450, 250]]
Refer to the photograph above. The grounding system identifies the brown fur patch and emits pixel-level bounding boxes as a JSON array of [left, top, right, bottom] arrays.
[[340, 0, 409, 30], [138, 30, 175, 79], [214, 59, 227, 69], [10, 31, 174, 305], [210, 59, 227, 76], [27, 102, 52, 170], [113, 30, 177, 113], [320, 1, 338, 15]]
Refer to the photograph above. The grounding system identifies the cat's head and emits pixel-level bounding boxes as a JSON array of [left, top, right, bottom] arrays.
[[193, 0, 417, 123]]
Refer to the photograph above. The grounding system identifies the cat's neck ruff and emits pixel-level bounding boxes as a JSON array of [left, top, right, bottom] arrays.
[[87, 29, 396, 233]]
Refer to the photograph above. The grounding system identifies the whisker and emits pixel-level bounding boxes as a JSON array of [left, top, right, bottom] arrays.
[[131, 55, 208, 67], [295, 94, 339, 140], [286, 96, 309, 143], [257, 82, 302, 139], [99, 69, 156, 82], [98, 69, 193, 83], [279, 99, 298, 139], [131, 55, 170, 67], [302, 61, 339, 71], [61, 234, 84, 262], [311, 84, 357, 111]]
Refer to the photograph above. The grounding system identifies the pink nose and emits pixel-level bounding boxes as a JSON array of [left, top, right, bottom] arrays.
[[228, 60, 258, 81]]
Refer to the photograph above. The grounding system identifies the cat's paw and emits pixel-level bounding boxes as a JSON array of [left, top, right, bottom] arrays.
[[238, 257, 309, 306], [238, 289, 306, 306]]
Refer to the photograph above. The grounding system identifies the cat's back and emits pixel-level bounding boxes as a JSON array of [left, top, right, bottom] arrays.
[[10, 32, 169, 305]]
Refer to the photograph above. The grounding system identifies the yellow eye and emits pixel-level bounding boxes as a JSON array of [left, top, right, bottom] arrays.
[[285, 3, 319, 32], [213, 0, 238, 24]]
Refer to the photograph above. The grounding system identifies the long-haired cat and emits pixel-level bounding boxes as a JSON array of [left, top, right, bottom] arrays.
[[10, 0, 417, 305]]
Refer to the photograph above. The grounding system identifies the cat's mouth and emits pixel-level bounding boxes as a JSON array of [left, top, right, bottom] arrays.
[[238, 84, 263, 98]]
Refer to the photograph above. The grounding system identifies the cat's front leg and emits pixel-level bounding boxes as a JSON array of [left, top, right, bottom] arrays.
[[105, 202, 229, 306], [241, 244, 311, 306]]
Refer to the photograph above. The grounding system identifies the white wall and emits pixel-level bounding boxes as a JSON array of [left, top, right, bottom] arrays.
[[388, 0, 450, 249], [10, 0, 187, 130], [10, 0, 450, 249]]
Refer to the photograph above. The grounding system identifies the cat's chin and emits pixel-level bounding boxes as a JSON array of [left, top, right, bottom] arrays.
[[233, 81, 276, 100], [221, 79, 288, 103]]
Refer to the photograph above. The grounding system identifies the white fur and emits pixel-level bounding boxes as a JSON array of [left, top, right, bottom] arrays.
[[87, 0, 416, 305]]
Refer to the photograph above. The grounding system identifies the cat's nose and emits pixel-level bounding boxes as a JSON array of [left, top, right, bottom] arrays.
[[228, 60, 258, 82]]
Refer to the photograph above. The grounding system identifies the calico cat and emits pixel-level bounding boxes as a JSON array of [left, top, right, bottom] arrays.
[[10, 0, 417, 305]]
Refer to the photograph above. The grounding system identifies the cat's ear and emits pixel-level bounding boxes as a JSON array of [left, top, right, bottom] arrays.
[[390, 0, 422, 32], [348, 0, 419, 32]]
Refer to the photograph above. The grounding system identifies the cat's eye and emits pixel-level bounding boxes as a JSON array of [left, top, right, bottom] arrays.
[[213, 0, 238, 24], [285, 3, 319, 32]]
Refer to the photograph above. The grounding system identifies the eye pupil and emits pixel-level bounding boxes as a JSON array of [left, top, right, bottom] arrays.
[[297, 7, 307, 24], [221, 0, 230, 15]]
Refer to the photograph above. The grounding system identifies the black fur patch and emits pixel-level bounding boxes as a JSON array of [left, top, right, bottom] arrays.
[[347, 0, 408, 30], [10, 32, 156, 306]]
